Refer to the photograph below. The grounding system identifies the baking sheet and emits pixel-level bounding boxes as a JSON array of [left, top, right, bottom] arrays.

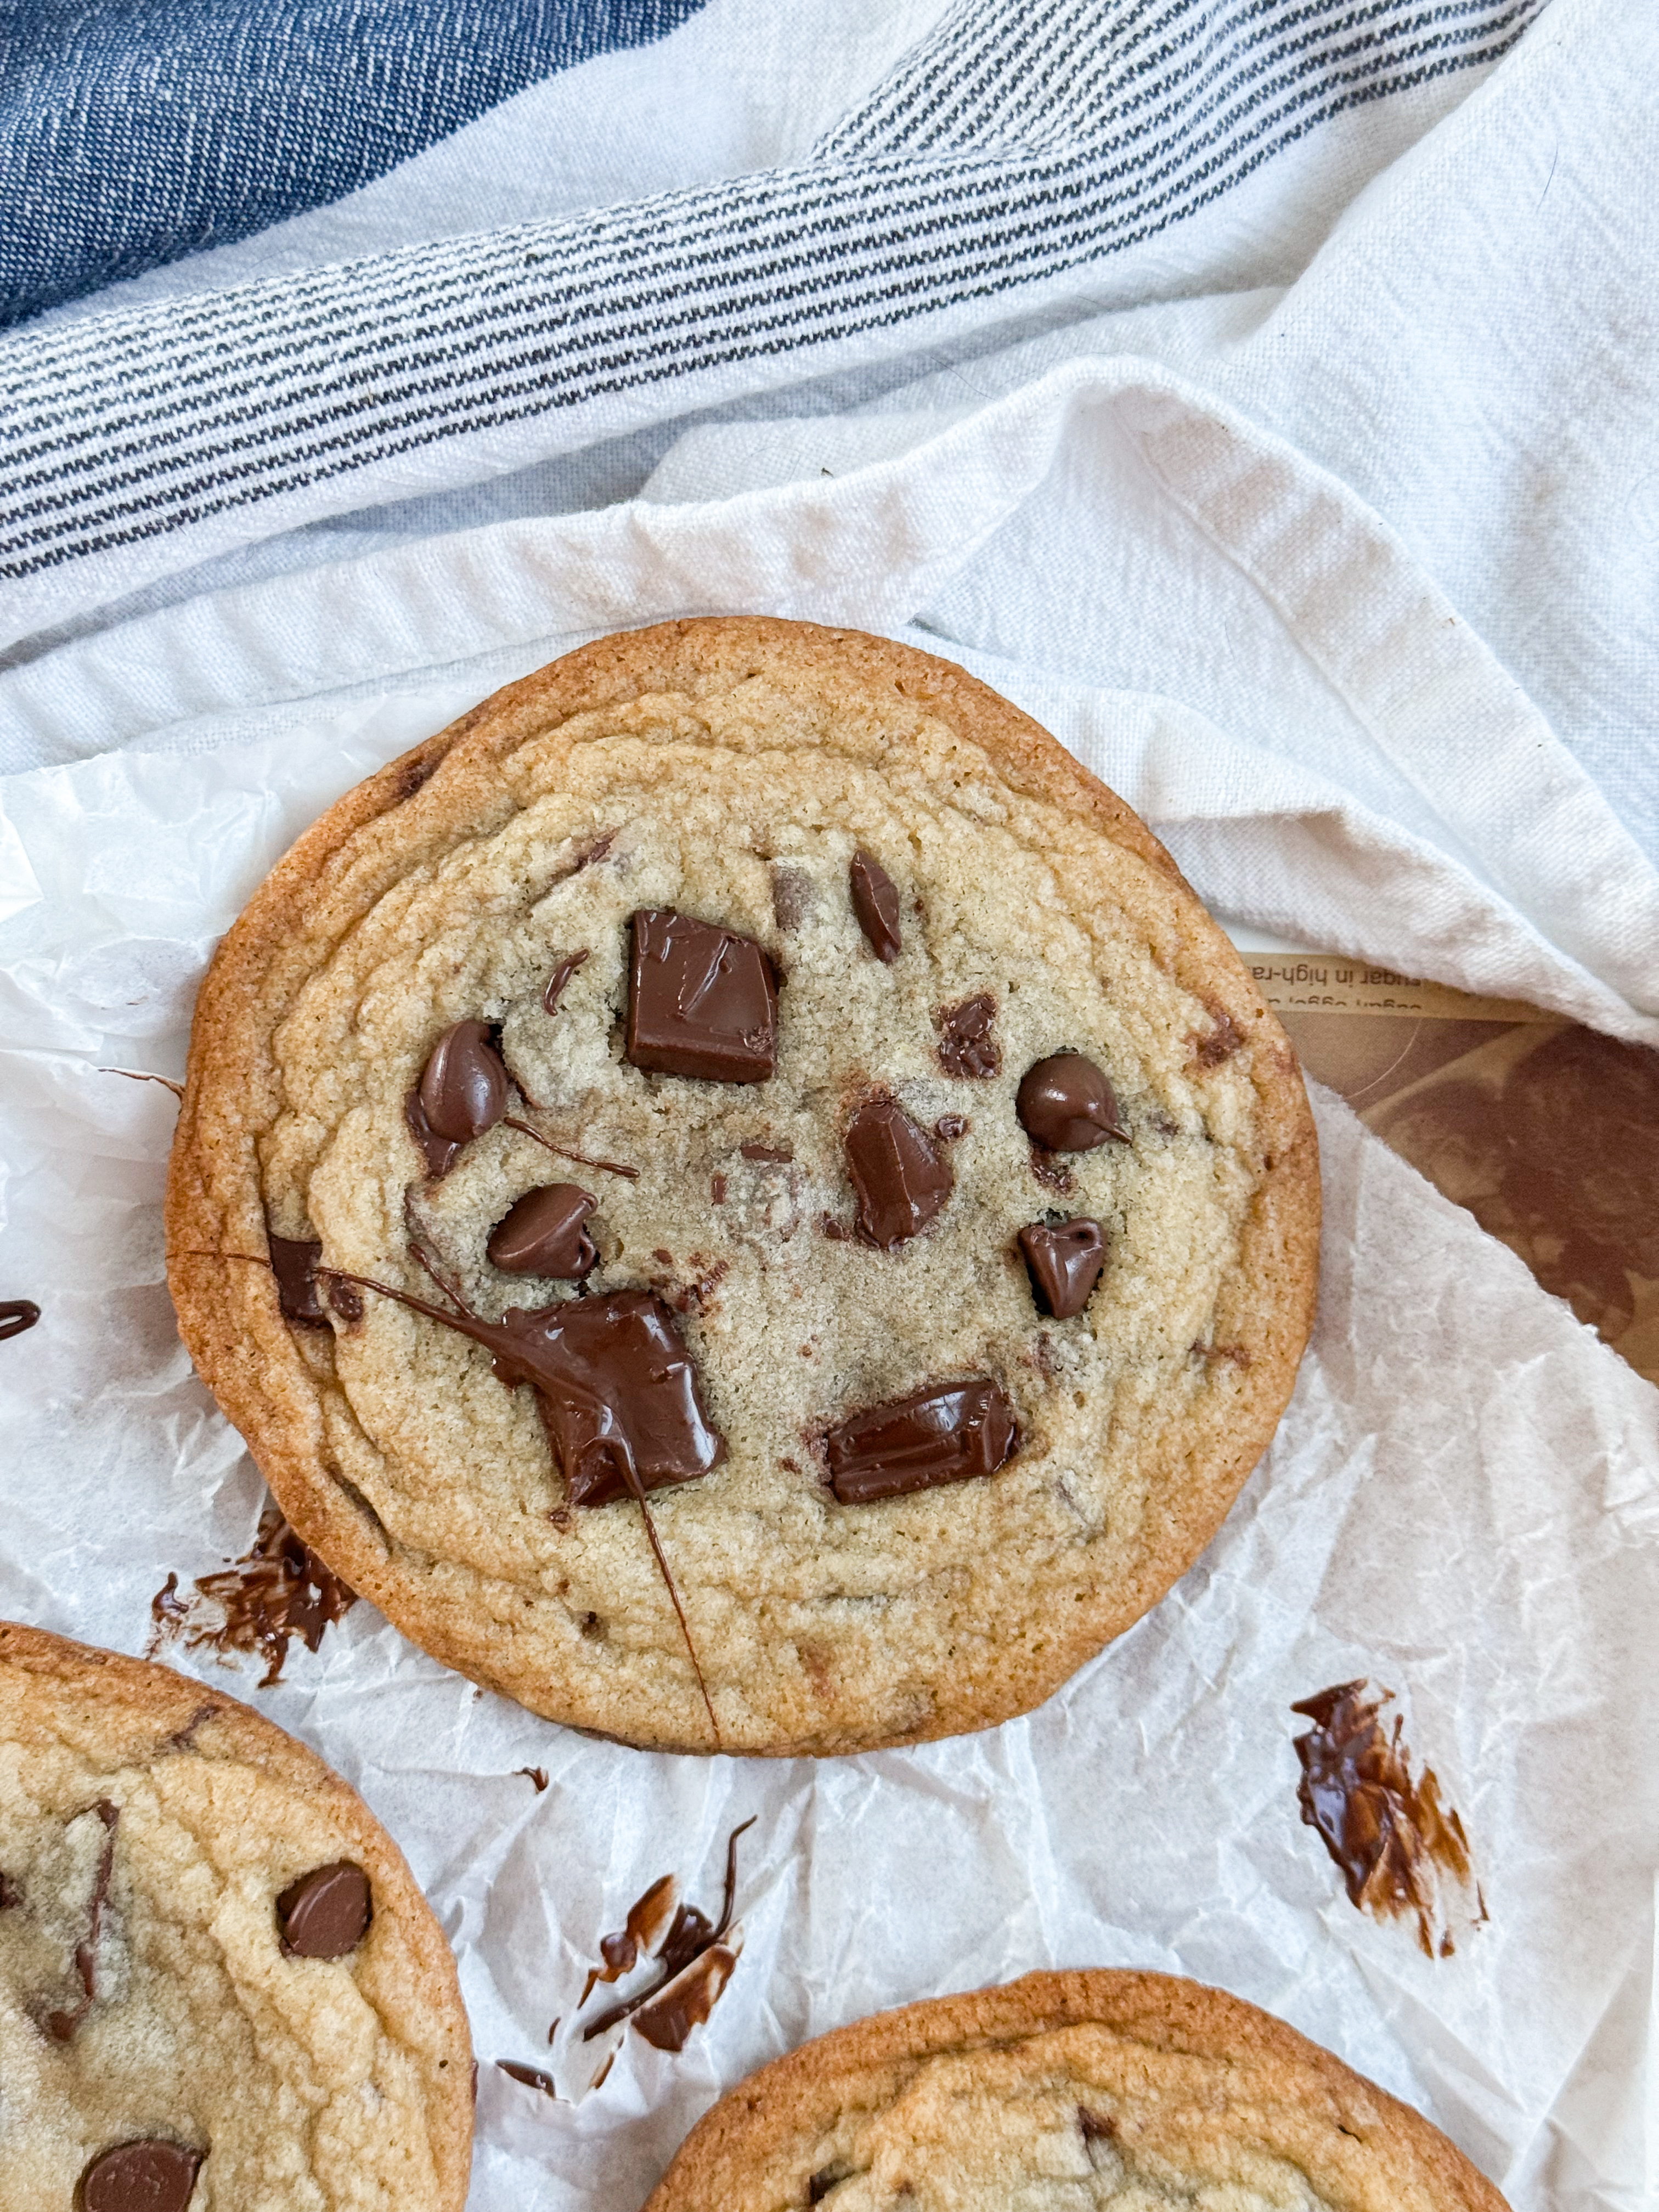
[[0, 700, 1654, 2210]]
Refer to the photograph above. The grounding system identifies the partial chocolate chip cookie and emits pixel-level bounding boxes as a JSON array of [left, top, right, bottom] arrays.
[[0, 1624, 471, 2210], [167, 618, 1318, 1755], [643, 1971, 1506, 2212]]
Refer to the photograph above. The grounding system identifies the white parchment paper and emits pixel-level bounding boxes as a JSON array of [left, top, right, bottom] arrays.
[[0, 702, 1654, 2212]]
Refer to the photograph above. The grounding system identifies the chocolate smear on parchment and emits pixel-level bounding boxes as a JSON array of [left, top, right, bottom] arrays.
[[150, 1505, 356, 1688], [578, 1817, 754, 2055], [0, 1299, 41, 1341], [1291, 1681, 1484, 1957]]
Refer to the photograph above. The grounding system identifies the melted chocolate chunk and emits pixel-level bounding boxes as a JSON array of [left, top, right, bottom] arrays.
[[418, 1019, 509, 1144], [542, 948, 590, 1015], [0, 1298, 41, 1341], [43, 1799, 119, 2042], [1018, 1218, 1107, 1318], [935, 994, 1000, 1079], [825, 1379, 1017, 1504], [267, 1235, 326, 1326], [849, 850, 901, 963], [631, 1943, 738, 2052], [276, 1860, 372, 1959], [626, 910, 777, 1084], [487, 1185, 599, 1278], [498, 2061, 559, 2097], [404, 1086, 462, 1177], [1291, 1683, 1479, 1958], [1015, 1052, 1128, 1152], [844, 1102, 951, 1249], [80, 2141, 203, 2212]]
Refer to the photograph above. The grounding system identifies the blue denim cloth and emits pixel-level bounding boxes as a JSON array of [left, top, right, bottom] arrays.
[[0, 0, 708, 326]]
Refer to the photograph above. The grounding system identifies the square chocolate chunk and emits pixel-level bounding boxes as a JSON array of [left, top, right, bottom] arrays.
[[627, 910, 778, 1084]]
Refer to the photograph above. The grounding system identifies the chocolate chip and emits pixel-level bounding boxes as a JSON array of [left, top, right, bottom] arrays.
[[935, 994, 1000, 1079], [1018, 1219, 1107, 1318], [80, 2141, 202, 2212], [543, 949, 590, 1015], [825, 1379, 1018, 1504], [276, 1860, 372, 1959], [418, 1019, 509, 1144], [844, 1102, 951, 1248], [626, 910, 778, 1084], [849, 851, 901, 963], [487, 1185, 599, 1278], [0, 1299, 41, 1342], [326, 1277, 364, 1323], [740, 1142, 792, 1161], [1015, 1053, 1128, 1152], [267, 1235, 326, 1327]]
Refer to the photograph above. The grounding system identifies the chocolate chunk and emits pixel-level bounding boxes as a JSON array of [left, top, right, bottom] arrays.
[[277, 1860, 372, 1959], [487, 1185, 599, 1278], [844, 1102, 951, 1248], [419, 1019, 509, 1144], [626, 910, 778, 1084], [1018, 1218, 1107, 1318], [771, 864, 812, 933], [0, 1299, 41, 1342], [1015, 1052, 1128, 1152], [267, 1235, 326, 1327], [935, 994, 1000, 1079], [80, 2141, 203, 2212], [542, 949, 589, 1015], [825, 1379, 1017, 1504], [849, 850, 901, 962]]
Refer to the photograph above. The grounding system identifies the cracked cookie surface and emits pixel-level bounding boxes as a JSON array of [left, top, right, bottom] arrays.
[[642, 1971, 1507, 2212], [0, 1624, 471, 2211], [167, 619, 1319, 1755]]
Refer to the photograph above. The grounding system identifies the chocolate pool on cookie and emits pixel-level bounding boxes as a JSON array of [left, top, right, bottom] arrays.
[[166, 618, 1318, 1756]]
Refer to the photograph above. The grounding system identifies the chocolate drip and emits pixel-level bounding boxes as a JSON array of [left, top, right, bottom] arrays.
[[825, 1379, 1017, 1505], [543, 948, 590, 1014], [580, 1872, 678, 2004]]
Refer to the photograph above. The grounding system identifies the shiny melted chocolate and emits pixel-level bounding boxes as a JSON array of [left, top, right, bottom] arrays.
[[498, 2061, 559, 2097], [844, 1101, 951, 1249], [1291, 1681, 1479, 1957], [849, 850, 901, 963], [487, 1184, 599, 1279], [580, 1871, 678, 2004], [267, 1235, 326, 1326], [151, 1507, 356, 1688], [1016, 1053, 1128, 1153], [580, 1818, 754, 2050], [825, 1379, 1018, 1504], [276, 1860, 372, 1959], [626, 909, 778, 1084], [542, 948, 590, 1015], [0, 1298, 41, 1342], [1018, 1218, 1107, 1318]]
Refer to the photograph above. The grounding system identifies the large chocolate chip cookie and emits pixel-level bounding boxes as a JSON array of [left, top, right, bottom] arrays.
[[167, 619, 1318, 1755]]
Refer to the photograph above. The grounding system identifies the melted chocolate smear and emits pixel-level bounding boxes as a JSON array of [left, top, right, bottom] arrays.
[[267, 1236, 326, 1326], [935, 994, 1000, 1079], [580, 1871, 678, 2004], [498, 2061, 559, 2098], [626, 909, 778, 1084], [80, 2140, 202, 2212], [825, 1380, 1017, 1505], [44, 1799, 118, 2042], [487, 1184, 599, 1278], [419, 1019, 509, 1144], [849, 851, 901, 963], [1191, 999, 1246, 1070], [320, 1266, 721, 1741], [151, 1506, 356, 1688], [581, 1818, 754, 2044], [844, 1102, 951, 1249], [1018, 1219, 1107, 1319], [1015, 1053, 1128, 1152], [633, 1944, 739, 2053], [543, 948, 590, 1015], [1291, 1682, 1479, 1958], [502, 1114, 640, 1181], [518, 1767, 549, 1792], [0, 1299, 41, 1342], [277, 1860, 371, 1959]]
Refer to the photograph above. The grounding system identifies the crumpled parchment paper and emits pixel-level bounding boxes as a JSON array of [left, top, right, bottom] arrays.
[[0, 699, 1654, 2212]]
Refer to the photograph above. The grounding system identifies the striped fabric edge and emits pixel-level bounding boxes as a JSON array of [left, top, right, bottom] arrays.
[[0, 0, 1547, 586]]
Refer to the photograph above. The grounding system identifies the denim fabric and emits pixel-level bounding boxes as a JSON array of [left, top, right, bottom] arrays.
[[0, 0, 709, 326]]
